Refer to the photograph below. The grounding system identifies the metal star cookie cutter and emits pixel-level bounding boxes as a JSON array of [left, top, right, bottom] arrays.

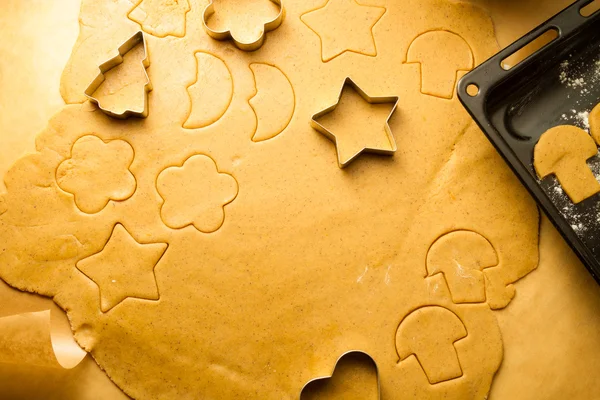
[[299, 351, 381, 399], [311, 77, 399, 168], [84, 31, 152, 119], [202, 0, 284, 52]]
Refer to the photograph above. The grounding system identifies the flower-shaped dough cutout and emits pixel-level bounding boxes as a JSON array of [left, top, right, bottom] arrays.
[[157, 154, 238, 233], [56, 135, 136, 214], [202, 0, 284, 51]]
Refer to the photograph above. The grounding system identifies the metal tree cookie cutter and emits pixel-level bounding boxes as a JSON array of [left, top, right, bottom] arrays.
[[299, 351, 381, 399], [202, 0, 284, 52], [311, 77, 399, 168], [84, 31, 152, 119]]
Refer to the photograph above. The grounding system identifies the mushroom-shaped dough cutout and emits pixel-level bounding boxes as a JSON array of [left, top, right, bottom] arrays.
[[426, 230, 498, 304], [406, 31, 474, 99], [396, 306, 467, 384], [534, 125, 600, 203], [590, 103, 600, 145]]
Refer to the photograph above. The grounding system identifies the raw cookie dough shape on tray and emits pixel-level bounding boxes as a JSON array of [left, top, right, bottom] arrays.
[[534, 125, 600, 204], [1, 1, 540, 399]]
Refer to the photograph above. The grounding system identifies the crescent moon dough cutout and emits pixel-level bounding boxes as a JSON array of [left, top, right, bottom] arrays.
[[249, 63, 296, 142], [183, 52, 234, 129]]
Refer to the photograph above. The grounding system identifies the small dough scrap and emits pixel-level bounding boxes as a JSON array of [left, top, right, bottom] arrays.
[[534, 125, 600, 204]]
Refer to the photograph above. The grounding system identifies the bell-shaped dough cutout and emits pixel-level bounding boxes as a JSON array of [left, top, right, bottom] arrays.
[[427, 230, 498, 304], [396, 306, 467, 385], [249, 63, 296, 142], [534, 125, 600, 203], [406, 30, 474, 99], [183, 52, 234, 129]]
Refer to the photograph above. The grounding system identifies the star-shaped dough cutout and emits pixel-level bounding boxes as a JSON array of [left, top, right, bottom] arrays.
[[301, 0, 386, 62], [76, 224, 167, 312], [311, 78, 399, 168]]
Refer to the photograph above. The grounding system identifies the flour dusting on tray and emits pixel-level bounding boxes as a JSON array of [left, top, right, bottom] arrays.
[[559, 56, 600, 131]]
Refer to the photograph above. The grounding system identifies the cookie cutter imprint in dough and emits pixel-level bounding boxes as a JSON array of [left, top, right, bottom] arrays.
[[405, 30, 474, 100], [426, 230, 499, 304], [127, 0, 191, 38], [311, 77, 399, 168], [395, 306, 468, 385], [300, 351, 380, 399], [75, 223, 168, 313], [202, 0, 285, 52], [249, 62, 296, 142], [300, 0, 386, 63], [84, 31, 152, 119]]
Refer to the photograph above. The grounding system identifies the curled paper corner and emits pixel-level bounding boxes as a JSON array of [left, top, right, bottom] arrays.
[[0, 309, 87, 369]]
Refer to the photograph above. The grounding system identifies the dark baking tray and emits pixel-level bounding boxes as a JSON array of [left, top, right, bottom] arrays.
[[458, 0, 600, 283]]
